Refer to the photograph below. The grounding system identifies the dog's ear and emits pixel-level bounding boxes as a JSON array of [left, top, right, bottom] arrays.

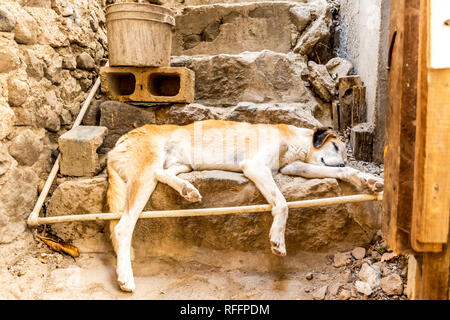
[[313, 127, 336, 149]]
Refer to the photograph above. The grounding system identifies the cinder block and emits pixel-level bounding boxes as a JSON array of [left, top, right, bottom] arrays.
[[100, 66, 195, 103], [58, 126, 108, 177]]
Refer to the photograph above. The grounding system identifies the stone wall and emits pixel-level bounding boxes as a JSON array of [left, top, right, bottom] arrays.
[[338, 0, 390, 163], [0, 0, 108, 244]]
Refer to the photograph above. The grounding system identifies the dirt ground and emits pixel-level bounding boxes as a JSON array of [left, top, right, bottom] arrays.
[[0, 226, 408, 300]]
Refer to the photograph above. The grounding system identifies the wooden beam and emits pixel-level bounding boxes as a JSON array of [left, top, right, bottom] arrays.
[[383, 0, 421, 253], [411, 0, 448, 252]]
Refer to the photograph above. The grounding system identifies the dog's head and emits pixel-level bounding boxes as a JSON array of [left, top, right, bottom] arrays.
[[307, 127, 347, 167]]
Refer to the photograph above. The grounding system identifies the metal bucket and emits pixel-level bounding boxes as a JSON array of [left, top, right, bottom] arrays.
[[105, 3, 175, 67]]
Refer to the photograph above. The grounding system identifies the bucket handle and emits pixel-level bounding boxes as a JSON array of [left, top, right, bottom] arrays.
[[106, 10, 175, 26], [106, 16, 175, 26]]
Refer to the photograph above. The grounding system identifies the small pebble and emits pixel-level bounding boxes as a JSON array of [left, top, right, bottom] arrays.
[[305, 272, 313, 280], [352, 247, 366, 260], [338, 289, 351, 300]]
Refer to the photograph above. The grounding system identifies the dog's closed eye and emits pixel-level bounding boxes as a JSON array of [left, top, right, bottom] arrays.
[[332, 142, 339, 152]]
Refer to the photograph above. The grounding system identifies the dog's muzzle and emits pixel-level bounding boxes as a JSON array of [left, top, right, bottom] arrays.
[[321, 158, 345, 167]]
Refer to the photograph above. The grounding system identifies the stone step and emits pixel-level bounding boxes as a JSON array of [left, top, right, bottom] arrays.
[[171, 50, 321, 107], [172, 1, 331, 56], [91, 100, 323, 151], [47, 170, 380, 257]]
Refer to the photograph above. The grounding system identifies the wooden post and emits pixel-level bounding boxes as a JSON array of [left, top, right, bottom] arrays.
[[352, 86, 367, 126], [385, 0, 450, 300], [383, 0, 421, 253], [408, 0, 450, 300]]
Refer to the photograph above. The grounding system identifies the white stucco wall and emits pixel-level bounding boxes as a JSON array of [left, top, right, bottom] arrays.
[[338, 0, 390, 163]]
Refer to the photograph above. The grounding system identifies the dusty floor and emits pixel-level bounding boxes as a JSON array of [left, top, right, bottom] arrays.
[[1, 227, 408, 300]]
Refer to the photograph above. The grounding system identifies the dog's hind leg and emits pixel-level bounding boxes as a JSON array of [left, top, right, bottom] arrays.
[[106, 163, 137, 261], [240, 159, 288, 257], [155, 165, 202, 202], [114, 169, 158, 292]]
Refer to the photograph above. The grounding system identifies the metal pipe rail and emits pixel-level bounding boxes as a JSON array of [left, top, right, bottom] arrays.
[[27, 193, 383, 226]]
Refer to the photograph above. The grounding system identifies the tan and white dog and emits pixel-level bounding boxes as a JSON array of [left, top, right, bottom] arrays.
[[106, 120, 383, 292]]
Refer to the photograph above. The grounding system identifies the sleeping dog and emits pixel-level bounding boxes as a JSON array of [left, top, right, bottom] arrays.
[[106, 120, 384, 292]]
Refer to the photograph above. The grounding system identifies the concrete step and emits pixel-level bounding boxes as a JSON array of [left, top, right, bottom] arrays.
[[171, 50, 321, 107], [172, 0, 331, 56], [47, 170, 380, 257]]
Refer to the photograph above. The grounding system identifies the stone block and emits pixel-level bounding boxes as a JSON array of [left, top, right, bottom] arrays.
[[100, 66, 195, 104], [58, 126, 108, 177], [47, 170, 380, 256], [171, 50, 318, 107]]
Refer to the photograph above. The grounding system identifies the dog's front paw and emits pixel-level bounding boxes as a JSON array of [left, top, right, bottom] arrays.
[[181, 183, 202, 202], [356, 172, 384, 193]]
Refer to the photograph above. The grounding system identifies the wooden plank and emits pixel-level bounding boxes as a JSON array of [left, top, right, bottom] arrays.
[[338, 76, 362, 131], [419, 236, 450, 299], [412, 223, 450, 299], [331, 100, 340, 131], [351, 86, 367, 127], [383, 0, 421, 253], [411, 0, 446, 252]]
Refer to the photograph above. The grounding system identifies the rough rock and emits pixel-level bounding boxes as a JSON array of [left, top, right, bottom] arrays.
[[381, 251, 398, 262], [326, 57, 353, 79], [36, 105, 60, 132], [99, 101, 157, 150], [380, 274, 403, 296], [0, 102, 15, 140], [12, 8, 39, 44], [312, 285, 328, 300], [0, 167, 39, 219], [305, 272, 313, 280], [24, 49, 45, 79], [0, 33, 20, 73], [223, 102, 321, 128], [82, 99, 103, 126], [46, 169, 373, 254], [8, 129, 43, 166], [62, 55, 77, 70], [47, 176, 108, 217], [7, 79, 29, 107], [99, 100, 322, 151], [58, 126, 108, 177], [333, 252, 352, 267], [0, 7, 16, 32], [43, 55, 63, 85], [173, 2, 299, 56], [171, 50, 319, 107], [329, 283, 341, 296], [293, 13, 330, 56], [338, 289, 351, 300], [27, 7, 68, 47], [76, 52, 95, 71], [308, 61, 336, 102], [351, 247, 366, 260], [289, 6, 311, 33], [0, 143, 16, 176], [358, 263, 381, 289], [355, 280, 372, 296]]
